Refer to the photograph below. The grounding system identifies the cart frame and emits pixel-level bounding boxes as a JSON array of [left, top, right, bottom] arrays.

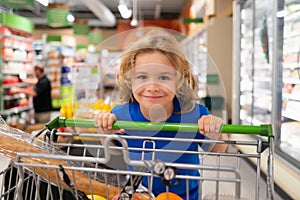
[[0, 116, 274, 200]]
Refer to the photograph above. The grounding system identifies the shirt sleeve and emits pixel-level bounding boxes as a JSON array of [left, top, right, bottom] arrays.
[[34, 79, 48, 95], [199, 104, 210, 116]]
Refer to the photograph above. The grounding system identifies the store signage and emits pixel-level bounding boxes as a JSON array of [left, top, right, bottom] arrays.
[[88, 30, 102, 44], [76, 45, 88, 50], [184, 18, 203, 23], [0, 12, 34, 33], [1, 0, 33, 8], [46, 3, 69, 27], [73, 19, 89, 35], [206, 74, 219, 84], [46, 35, 61, 42]]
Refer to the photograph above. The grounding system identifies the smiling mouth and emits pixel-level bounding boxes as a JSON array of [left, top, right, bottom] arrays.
[[143, 95, 163, 99]]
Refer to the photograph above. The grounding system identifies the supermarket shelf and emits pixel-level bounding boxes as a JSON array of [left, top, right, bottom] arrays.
[[2, 83, 28, 89], [2, 71, 32, 75], [3, 93, 26, 100], [253, 77, 272, 82], [1, 45, 33, 51], [0, 104, 33, 116], [282, 93, 300, 101], [2, 58, 33, 63], [283, 78, 300, 84], [282, 111, 300, 121], [0, 25, 34, 119], [0, 33, 33, 42]]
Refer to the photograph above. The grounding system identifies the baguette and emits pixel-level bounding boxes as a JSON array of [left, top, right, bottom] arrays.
[[0, 125, 119, 199]]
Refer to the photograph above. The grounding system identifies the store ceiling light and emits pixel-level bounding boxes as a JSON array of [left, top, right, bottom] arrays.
[[154, 0, 161, 19], [118, 0, 132, 19], [130, 18, 138, 26], [67, 13, 75, 23], [130, 0, 138, 26], [35, 0, 48, 7]]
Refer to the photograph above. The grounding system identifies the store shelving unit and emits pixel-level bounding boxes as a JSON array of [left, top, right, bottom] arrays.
[[71, 53, 102, 119], [98, 50, 121, 109], [0, 13, 35, 126], [233, 0, 300, 198], [44, 36, 76, 109], [181, 18, 232, 122], [181, 29, 207, 99], [33, 40, 45, 66], [61, 44, 75, 105], [69, 50, 121, 119], [45, 39, 62, 109]]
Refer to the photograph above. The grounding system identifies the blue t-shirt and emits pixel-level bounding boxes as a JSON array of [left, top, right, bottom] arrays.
[[111, 100, 210, 200]]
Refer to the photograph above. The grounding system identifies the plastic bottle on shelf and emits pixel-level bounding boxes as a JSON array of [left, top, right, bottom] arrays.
[[66, 102, 73, 118], [60, 103, 67, 118]]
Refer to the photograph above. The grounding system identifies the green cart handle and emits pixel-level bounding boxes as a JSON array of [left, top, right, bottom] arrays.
[[45, 116, 274, 138], [46, 117, 274, 137]]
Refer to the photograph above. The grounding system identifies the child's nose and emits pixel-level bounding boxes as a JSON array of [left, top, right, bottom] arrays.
[[146, 82, 160, 92]]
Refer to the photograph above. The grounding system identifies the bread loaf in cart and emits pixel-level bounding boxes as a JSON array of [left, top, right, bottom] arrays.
[[0, 122, 152, 200]]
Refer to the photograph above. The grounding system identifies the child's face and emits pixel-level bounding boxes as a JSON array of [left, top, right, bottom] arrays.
[[130, 51, 177, 116]]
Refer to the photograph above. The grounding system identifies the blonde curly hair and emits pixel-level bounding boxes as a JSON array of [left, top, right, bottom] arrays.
[[116, 29, 198, 113]]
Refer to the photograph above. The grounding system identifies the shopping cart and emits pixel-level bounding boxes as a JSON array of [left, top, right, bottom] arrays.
[[0, 116, 274, 200]]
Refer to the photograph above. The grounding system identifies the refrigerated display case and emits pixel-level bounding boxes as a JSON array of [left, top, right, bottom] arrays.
[[234, 0, 275, 126], [233, 0, 300, 198], [279, 0, 300, 167]]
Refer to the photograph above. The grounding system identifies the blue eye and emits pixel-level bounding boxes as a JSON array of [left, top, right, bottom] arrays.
[[137, 75, 148, 80], [159, 75, 170, 80]]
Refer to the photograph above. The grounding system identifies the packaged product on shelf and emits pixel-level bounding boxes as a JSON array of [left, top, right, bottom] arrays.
[[281, 122, 300, 150]]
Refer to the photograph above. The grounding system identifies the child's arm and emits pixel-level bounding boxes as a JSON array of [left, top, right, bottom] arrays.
[[198, 114, 228, 152]]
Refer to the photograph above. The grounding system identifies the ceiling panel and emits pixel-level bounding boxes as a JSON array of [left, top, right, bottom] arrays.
[[1, 0, 188, 28]]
